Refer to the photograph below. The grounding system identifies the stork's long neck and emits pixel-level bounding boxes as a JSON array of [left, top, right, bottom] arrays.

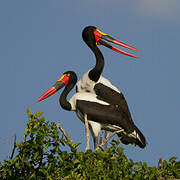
[[59, 82, 75, 111], [88, 43, 104, 82]]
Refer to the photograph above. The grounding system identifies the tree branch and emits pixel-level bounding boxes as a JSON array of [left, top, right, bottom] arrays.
[[56, 123, 74, 144], [99, 131, 104, 145], [10, 134, 16, 159], [97, 130, 123, 150], [104, 130, 108, 150]]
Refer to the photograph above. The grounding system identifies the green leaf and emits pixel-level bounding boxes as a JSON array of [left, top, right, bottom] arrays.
[[35, 111, 44, 118], [169, 157, 177, 163], [27, 108, 32, 118], [29, 173, 36, 179], [74, 159, 80, 165], [2, 110, 180, 179]]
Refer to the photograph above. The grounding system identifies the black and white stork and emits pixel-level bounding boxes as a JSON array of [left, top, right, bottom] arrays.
[[37, 71, 147, 149], [76, 26, 142, 147]]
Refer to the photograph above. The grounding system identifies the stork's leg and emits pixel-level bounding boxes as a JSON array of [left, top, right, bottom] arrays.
[[84, 114, 90, 151]]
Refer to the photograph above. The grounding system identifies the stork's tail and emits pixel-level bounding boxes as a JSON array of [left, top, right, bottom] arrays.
[[118, 126, 147, 148]]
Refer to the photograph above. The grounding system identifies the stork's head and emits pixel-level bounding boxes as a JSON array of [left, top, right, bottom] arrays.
[[82, 26, 140, 58], [37, 71, 77, 102]]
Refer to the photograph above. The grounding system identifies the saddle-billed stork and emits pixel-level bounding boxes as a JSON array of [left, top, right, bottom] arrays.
[[37, 71, 147, 149], [77, 26, 141, 143]]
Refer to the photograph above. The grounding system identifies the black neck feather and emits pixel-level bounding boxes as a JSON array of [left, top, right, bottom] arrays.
[[88, 42, 104, 82], [59, 73, 77, 111]]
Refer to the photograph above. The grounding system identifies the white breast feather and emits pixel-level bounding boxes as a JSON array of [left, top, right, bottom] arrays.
[[76, 70, 121, 94], [69, 92, 109, 111]]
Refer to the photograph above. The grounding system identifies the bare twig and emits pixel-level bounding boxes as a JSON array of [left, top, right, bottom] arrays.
[[97, 130, 123, 150], [99, 130, 108, 150], [56, 123, 74, 144], [158, 157, 164, 169], [100, 131, 104, 145], [10, 134, 16, 159], [84, 113, 90, 151], [104, 130, 108, 150]]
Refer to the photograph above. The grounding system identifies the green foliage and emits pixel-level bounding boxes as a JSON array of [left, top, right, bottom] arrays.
[[0, 109, 180, 179]]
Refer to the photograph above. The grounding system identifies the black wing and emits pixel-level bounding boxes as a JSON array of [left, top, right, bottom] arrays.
[[77, 100, 135, 133], [94, 83, 132, 121], [76, 100, 147, 148]]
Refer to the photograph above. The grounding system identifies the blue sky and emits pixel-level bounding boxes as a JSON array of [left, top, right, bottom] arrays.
[[0, 0, 180, 166]]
